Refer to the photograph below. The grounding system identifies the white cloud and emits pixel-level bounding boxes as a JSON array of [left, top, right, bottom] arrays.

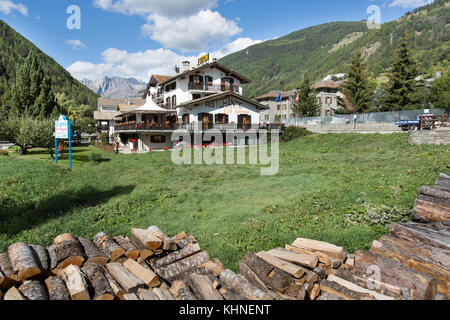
[[389, 0, 434, 8], [0, 0, 28, 16], [67, 39, 86, 50], [67, 36, 262, 82], [93, 0, 216, 17], [142, 10, 242, 52]]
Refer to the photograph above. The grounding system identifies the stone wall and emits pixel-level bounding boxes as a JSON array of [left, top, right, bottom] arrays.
[[305, 122, 402, 134], [408, 128, 450, 145]]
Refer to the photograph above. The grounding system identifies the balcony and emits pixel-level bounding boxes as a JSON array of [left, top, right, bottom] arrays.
[[114, 121, 273, 132], [188, 82, 240, 94]]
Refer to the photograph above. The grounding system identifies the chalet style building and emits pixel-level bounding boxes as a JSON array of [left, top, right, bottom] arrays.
[[256, 80, 348, 123], [110, 60, 268, 151]]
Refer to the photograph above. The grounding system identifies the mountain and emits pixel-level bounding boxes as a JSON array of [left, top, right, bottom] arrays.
[[82, 76, 147, 99], [0, 19, 98, 109], [220, 0, 450, 98]]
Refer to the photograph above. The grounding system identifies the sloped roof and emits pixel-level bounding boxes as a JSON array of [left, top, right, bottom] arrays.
[[142, 74, 172, 99], [255, 90, 297, 101], [312, 80, 339, 89], [176, 91, 268, 111], [93, 110, 121, 121], [98, 97, 146, 107]]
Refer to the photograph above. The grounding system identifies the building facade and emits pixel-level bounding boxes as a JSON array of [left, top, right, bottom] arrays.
[[111, 60, 269, 151]]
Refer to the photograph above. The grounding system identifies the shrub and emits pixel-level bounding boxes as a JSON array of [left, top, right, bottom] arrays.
[[89, 152, 103, 164], [94, 142, 114, 153], [99, 132, 110, 145], [280, 126, 313, 143], [0, 150, 9, 156]]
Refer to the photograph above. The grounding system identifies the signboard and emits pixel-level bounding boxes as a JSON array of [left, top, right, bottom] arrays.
[[55, 115, 69, 139], [198, 53, 209, 66]]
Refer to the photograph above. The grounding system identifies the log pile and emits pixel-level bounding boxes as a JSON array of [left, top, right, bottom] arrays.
[[0, 174, 448, 301]]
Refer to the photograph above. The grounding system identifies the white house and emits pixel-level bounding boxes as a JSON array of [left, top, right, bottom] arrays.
[[113, 59, 269, 151]]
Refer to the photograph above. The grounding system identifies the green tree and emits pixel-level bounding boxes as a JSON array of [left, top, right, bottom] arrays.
[[293, 78, 320, 117], [6, 51, 59, 119], [429, 72, 450, 109], [340, 49, 374, 114], [382, 34, 420, 111]]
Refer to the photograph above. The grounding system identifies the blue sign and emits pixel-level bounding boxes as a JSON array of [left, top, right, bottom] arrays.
[[54, 115, 72, 170]]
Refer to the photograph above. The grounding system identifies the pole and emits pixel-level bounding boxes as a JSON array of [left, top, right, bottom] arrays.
[[68, 120, 72, 170], [55, 137, 58, 164]]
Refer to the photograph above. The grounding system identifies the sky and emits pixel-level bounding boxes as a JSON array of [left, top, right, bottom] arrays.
[[0, 0, 435, 83]]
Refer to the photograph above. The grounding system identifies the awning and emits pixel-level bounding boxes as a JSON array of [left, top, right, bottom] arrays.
[[118, 97, 173, 115]]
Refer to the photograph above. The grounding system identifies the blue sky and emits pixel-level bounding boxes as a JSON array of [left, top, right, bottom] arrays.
[[0, 0, 434, 82]]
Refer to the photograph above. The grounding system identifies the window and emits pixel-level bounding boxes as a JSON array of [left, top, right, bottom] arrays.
[[165, 85, 171, 92], [193, 94, 201, 100], [317, 97, 322, 104], [166, 97, 171, 107], [326, 97, 332, 104], [172, 96, 177, 107], [151, 135, 166, 144], [170, 82, 176, 90], [215, 114, 229, 124], [205, 76, 213, 86], [277, 104, 281, 111], [282, 104, 287, 110], [265, 115, 270, 121], [282, 115, 287, 120]]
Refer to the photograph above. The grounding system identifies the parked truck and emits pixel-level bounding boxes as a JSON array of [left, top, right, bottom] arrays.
[[395, 114, 435, 131]]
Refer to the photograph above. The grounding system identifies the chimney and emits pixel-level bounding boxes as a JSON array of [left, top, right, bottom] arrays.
[[182, 61, 191, 72]]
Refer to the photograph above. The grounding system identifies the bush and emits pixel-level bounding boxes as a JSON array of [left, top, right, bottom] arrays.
[[89, 152, 103, 164], [94, 142, 114, 154], [99, 132, 110, 145], [280, 126, 313, 143], [0, 150, 8, 156]]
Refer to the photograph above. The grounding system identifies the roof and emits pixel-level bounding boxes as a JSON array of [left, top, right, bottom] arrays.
[[159, 61, 251, 86], [93, 110, 121, 121], [142, 74, 172, 98], [255, 90, 297, 101], [119, 98, 172, 116], [98, 97, 146, 107], [312, 80, 339, 90], [176, 91, 269, 111]]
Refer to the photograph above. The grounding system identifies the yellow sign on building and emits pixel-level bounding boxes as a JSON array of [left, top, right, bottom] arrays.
[[198, 53, 209, 66]]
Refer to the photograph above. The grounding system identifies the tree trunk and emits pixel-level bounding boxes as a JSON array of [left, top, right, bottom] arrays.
[[82, 263, 115, 300], [154, 251, 210, 283], [78, 237, 109, 266], [94, 232, 125, 262], [8, 242, 42, 281], [19, 280, 49, 300], [113, 236, 139, 260], [45, 276, 70, 300], [219, 269, 273, 300], [352, 250, 437, 300], [105, 262, 146, 294]]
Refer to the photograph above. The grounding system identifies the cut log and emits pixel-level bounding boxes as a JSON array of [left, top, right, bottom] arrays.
[[137, 288, 160, 300], [8, 242, 42, 281], [123, 293, 139, 300], [285, 244, 332, 267], [53, 238, 85, 269], [47, 245, 58, 272], [319, 291, 345, 300], [241, 253, 294, 292], [187, 274, 223, 300], [155, 251, 210, 283], [45, 277, 70, 300], [150, 243, 201, 269], [29, 245, 49, 273], [320, 279, 376, 300], [176, 235, 197, 249], [4, 286, 26, 300], [267, 248, 318, 269], [60, 265, 90, 300], [78, 237, 109, 266], [309, 283, 320, 300], [104, 270, 125, 300], [312, 267, 328, 279], [417, 194, 450, 208], [114, 236, 139, 260], [420, 186, 450, 200], [153, 287, 175, 300], [94, 232, 125, 262], [330, 268, 410, 299], [82, 263, 114, 300], [0, 253, 18, 289], [122, 259, 160, 288], [371, 235, 450, 297], [147, 226, 176, 250], [170, 280, 198, 300], [54, 233, 77, 244], [200, 259, 225, 278], [292, 238, 347, 262], [219, 269, 273, 300], [327, 275, 394, 300], [413, 199, 450, 223], [390, 222, 450, 250], [105, 262, 146, 294], [19, 280, 49, 300], [256, 251, 305, 279], [238, 262, 284, 300], [353, 250, 437, 300], [131, 228, 162, 250]]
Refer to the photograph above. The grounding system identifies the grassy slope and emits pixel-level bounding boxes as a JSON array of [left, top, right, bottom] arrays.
[[0, 134, 448, 270], [219, 0, 450, 98]]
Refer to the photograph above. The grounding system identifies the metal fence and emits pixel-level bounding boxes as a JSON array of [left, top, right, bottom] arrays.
[[282, 109, 448, 126]]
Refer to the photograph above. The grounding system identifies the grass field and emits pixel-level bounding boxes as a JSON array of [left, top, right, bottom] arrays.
[[0, 133, 448, 271]]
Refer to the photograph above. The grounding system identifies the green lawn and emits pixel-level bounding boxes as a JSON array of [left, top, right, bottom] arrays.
[[0, 133, 448, 271]]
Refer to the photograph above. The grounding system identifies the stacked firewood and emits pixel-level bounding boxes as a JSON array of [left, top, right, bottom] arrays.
[[413, 173, 449, 224]]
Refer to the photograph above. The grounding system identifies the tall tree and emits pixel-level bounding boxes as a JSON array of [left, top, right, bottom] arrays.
[[6, 51, 59, 119], [340, 48, 374, 114], [293, 78, 320, 117], [382, 34, 419, 111]]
